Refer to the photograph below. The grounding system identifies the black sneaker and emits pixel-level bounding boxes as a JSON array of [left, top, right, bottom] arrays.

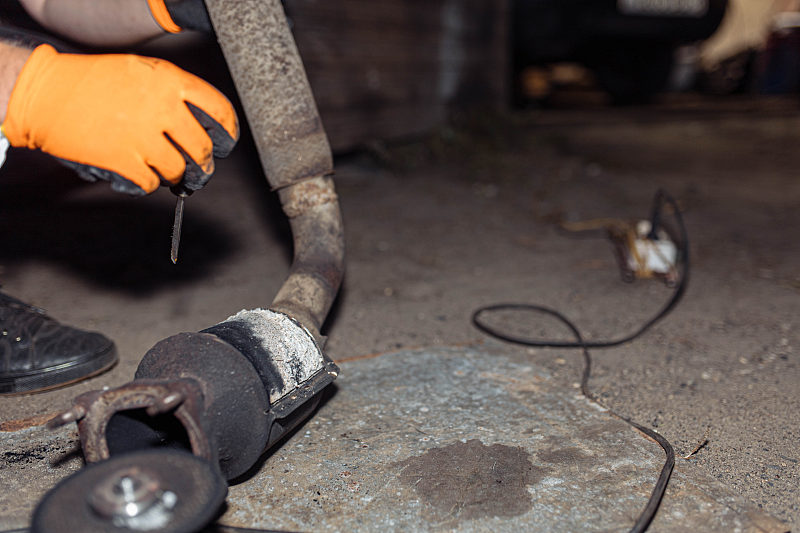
[[0, 292, 117, 395]]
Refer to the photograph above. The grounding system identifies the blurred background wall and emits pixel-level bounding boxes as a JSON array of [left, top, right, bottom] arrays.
[[283, 0, 509, 152]]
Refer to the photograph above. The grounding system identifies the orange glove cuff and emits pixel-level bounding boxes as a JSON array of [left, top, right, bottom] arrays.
[[147, 0, 183, 33], [2, 44, 56, 150]]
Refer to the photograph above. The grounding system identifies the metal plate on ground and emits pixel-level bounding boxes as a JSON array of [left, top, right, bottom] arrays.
[[221, 347, 787, 532]]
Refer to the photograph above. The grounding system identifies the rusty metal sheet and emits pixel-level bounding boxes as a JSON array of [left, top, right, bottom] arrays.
[[0, 347, 788, 532]]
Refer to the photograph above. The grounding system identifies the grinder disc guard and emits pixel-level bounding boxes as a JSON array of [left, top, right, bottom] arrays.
[[31, 449, 227, 533]]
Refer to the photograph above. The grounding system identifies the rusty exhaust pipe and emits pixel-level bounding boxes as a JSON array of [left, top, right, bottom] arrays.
[[206, 0, 345, 343], [38, 3, 344, 530]]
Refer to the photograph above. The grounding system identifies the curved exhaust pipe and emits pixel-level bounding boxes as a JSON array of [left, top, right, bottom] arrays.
[[206, 0, 345, 343]]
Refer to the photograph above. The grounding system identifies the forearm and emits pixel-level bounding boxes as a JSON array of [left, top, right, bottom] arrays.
[[0, 41, 32, 122], [18, 0, 164, 47]]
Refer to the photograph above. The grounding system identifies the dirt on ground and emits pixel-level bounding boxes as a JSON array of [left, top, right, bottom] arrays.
[[1, 92, 799, 529]]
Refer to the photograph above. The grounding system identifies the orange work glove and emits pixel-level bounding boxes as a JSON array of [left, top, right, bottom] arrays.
[[2, 44, 238, 195]]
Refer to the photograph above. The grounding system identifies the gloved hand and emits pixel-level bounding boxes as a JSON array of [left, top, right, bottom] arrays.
[[148, 0, 213, 33], [2, 44, 238, 195]]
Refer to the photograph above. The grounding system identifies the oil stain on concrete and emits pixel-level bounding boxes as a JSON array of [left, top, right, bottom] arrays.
[[396, 439, 545, 525]]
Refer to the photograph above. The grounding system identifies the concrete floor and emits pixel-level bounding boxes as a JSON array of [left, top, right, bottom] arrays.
[[1, 347, 788, 532], [1, 76, 799, 529]]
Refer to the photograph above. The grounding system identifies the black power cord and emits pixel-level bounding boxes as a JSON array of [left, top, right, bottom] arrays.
[[472, 190, 688, 533]]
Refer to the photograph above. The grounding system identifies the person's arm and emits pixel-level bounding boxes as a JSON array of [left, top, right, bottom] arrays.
[[18, 0, 165, 47], [0, 41, 32, 122]]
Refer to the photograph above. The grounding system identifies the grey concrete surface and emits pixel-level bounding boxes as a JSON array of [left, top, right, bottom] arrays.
[[218, 347, 785, 532], [1, 92, 799, 531], [0, 347, 788, 532]]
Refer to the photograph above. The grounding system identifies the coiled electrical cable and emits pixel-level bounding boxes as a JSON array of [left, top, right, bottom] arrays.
[[472, 190, 688, 533]]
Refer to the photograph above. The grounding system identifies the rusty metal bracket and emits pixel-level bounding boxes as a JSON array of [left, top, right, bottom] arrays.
[[48, 378, 213, 466]]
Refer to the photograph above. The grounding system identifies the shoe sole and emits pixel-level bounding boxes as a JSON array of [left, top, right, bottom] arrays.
[[0, 344, 118, 395]]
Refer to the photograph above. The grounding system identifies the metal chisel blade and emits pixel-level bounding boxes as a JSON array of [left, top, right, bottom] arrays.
[[171, 192, 186, 264]]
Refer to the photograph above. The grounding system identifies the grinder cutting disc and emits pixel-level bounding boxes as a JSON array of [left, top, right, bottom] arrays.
[[31, 448, 227, 533]]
